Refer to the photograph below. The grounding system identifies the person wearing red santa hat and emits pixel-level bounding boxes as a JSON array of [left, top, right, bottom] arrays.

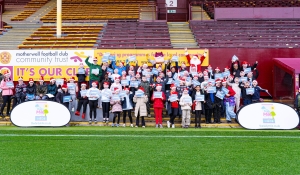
[[36, 76, 48, 100], [25, 78, 36, 101], [86, 81, 101, 124], [213, 78, 224, 124], [133, 87, 148, 128], [179, 88, 192, 128], [0, 70, 14, 117], [166, 84, 179, 128], [191, 85, 204, 128], [68, 76, 78, 112], [221, 79, 236, 123], [101, 81, 112, 123], [185, 48, 207, 73], [121, 87, 134, 127], [85, 56, 101, 88], [56, 84, 72, 110], [203, 82, 215, 124], [47, 77, 57, 101], [151, 84, 166, 128], [111, 87, 123, 127], [75, 83, 89, 119], [12, 77, 27, 110], [110, 76, 122, 93]]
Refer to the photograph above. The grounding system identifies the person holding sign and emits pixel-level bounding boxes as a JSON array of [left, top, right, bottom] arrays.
[[240, 60, 258, 77], [76, 63, 87, 89], [25, 78, 36, 102], [101, 82, 112, 123], [191, 85, 204, 128], [75, 83, 89, 119], [121, 87, 134, 127], [179, 88, 192, 128], [0, 70, 14, 117], [36, 76, 48, 100], [222, 79, 236, 123], [67, 77, 78, 112], [110, 76, 122, 93], [239, 81, 253, 106], [100, 73, 112, 90], [12, 77, 27, 110], [110, 87, 123, 127], [86, 81, 101, 124], [56, 84, 72, 109], [151, 84, 166, 128], [85, 56, 101, 88], [47, 77, 57, 101], [185, 48, 207, 72], [133, 87, 148, 128], [214, 79, 224, 124], [139, 75, 152, 118], [112, 59, 127, 77], [227, 77, 241, 111], [166, 84, 179, 128], [252, 80, 268, 103], [204, 82, 215, 124]]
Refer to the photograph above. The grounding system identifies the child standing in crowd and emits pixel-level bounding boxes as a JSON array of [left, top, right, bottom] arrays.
[[204, 82, 215, 124], [75, 83, 89, 119], [12, 77, 26, 109], [179, 88, 192, 128], [0, 71, 14, 117], [67, 77, 78, 112], [133, 87, 148, 128], [239, 81, 253, 106], [121, 87, 134, 127], [191, 85, 203, 128], [47, 77, 57, 101], [86, 81, 101, 124], [36, 76, 47, 100], [101, 82, 112, 123], [76, 63, 86, 88], [151, 84, 166, 128], [26, 78, 36, 101], [214, 79, 223, 124], [111, 87, 122, 127], [222, 79, 236, 123], [252, 80, 268, 103], [139, 75, 152, 117], [167, 84, 179, 128], [56, 84, 72, 109], [110, 77, 122, 92], [228, 77, 241, 111]]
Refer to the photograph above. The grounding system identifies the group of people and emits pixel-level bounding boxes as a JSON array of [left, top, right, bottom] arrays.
[[0, 48, 269, 128]]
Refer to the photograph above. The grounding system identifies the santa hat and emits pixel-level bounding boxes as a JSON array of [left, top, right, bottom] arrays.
[[233, 61, 238, 65], [124, 87, 130, 91], [154, 52, 164, 57], [242, 61, 248, 65], [50, 77, 55, 81], [183, 88, 188, 91], [207, 65, 212, 68], [62, 84, 67, 89], [139, 87, 145, 92], [190, 64, 196, 68], [69, 77, 75, 81], [224, 66, 230, 70], [92, 81, 98, 85], [39, 76, 44, 81], [18, 77, 23, 81], [179, 77, 186, 81], [3, 70, 10, 76], [81, 83, 87, 86], [193, 54, 199, 58], [103, 82, 110, 86], [156, 84, 162, 88], [215, 79, 221, 83], [93, 57, 98, 61], [215, 67, 220, 71], [29, 78, 34, 83], [115, 76, 120, 80], [170, 84, 176, 88], [222, 79, 227, 83]]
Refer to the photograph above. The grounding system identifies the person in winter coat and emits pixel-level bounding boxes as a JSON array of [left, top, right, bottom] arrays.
[[67, 77, 78, 112], [239, 81, 253, 106], [166, 84, 179, 128], [151, 84, 166, 128], [222, 79, 236, 123], [179, 88, 192, 128], [12, 77, 26, 109], [133, 87, 148, 128], [76, 63, 86, 89], [252, 80, 268, 103], [139, 75, 152, 117], [26, 78, 36, 101], [101, 82, 112, 123], [47, 77, 57, 101], [111, 87, 123, 127], [0, 71, 14, 117], [191, 85, 204, 128], [56, 84, 72, 111], [294, 88, 300, 130], [86, 81, 101, 124], [100, 73, 112, 90], [214, 79, 224, 124], [204, 82, 215, 124], [121, 87, 134, 127], [75, 83, 89, 119], [85, 56, 102, 88], [36, 76, 47, 100]]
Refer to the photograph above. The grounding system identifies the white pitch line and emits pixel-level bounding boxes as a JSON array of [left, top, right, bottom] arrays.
[[0, 134, 299, 139]]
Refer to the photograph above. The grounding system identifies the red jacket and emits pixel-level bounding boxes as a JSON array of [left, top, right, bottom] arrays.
[[151, 91, 166, 108], [186, 54, 206, 72], [226, 86, 236, 97]]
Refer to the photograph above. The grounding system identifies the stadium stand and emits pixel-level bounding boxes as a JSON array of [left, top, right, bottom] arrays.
[[11, 0, 49, 21], [18, 24, 104, 49], [190, 20, 300, 48], [40, 0, 156, 23], [99, 20, 172, 49]]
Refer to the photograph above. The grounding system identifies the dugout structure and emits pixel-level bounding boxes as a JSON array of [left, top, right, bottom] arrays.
[[273, 58, 300, 101]]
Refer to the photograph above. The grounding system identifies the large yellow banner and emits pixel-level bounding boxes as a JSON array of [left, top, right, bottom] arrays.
[[94, 49, 209, 66]]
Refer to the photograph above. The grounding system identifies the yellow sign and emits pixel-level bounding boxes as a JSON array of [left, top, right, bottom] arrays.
[[94, 49, 209, 66], [13, 66, 90, 81]]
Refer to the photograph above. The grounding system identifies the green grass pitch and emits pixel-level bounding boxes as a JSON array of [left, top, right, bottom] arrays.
[[0, 127, 299, 175]]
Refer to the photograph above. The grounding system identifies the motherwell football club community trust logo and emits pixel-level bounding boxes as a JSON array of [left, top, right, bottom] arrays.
[[0, 51, 12, 64]]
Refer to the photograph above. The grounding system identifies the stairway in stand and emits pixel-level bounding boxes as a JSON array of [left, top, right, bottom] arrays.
[[168, 22, 198, 49]]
